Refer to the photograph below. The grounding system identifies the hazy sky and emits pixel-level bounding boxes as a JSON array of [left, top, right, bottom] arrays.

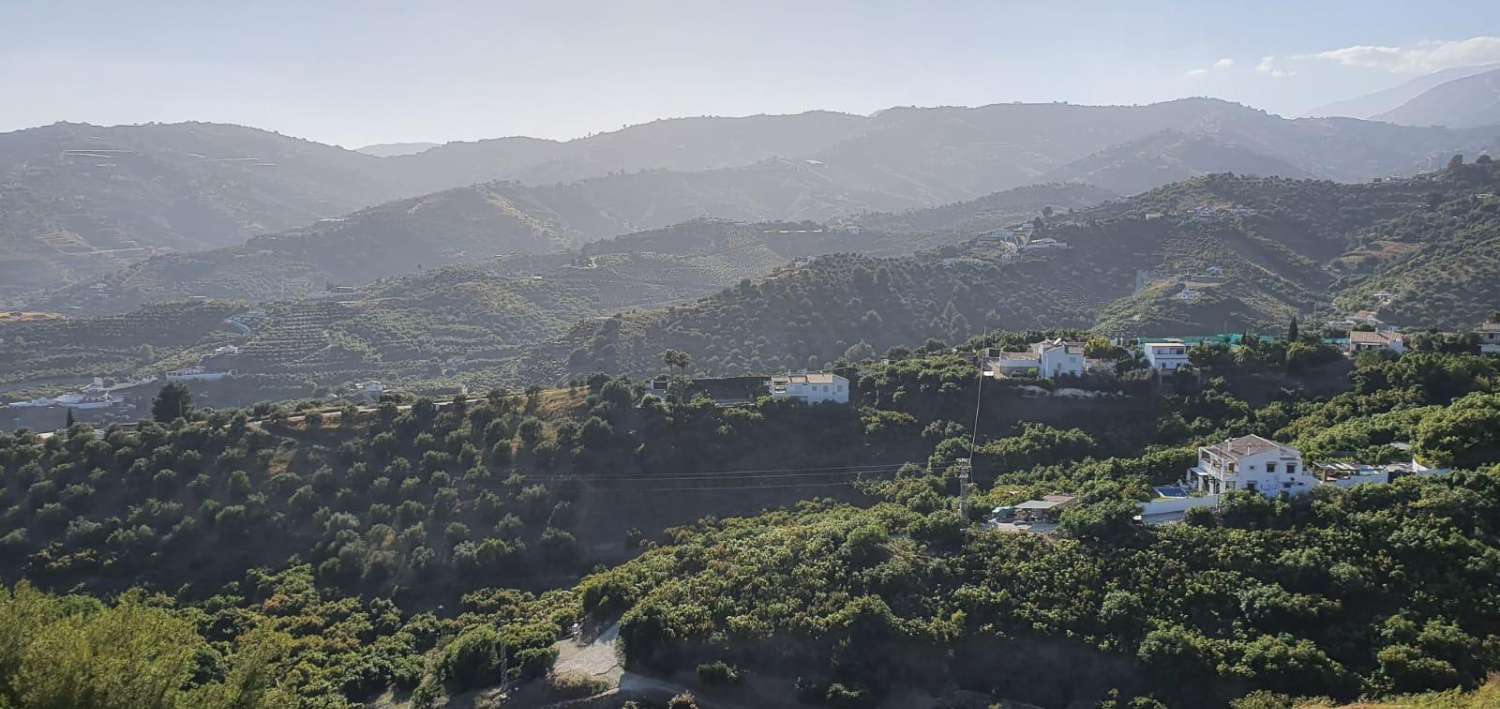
[[3, 1, 1499, 147]]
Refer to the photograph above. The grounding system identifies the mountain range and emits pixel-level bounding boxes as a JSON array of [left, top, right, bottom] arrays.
[[12, 157, 1499, 401], [10, 98, 1497, 312]]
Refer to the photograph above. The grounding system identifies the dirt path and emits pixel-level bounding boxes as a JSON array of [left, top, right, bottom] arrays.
[[551, 622, 623, 685]]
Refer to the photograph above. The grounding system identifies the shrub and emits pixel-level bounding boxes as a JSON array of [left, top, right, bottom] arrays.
[[696, 660, 742, 685], [438, 625, 500, 691], [546, 671, 608, 699]]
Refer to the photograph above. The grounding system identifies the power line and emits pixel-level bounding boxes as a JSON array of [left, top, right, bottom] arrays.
[[522, 465, 906, 483], [624, 479, 874, 493], [521, 462, 906, 481]]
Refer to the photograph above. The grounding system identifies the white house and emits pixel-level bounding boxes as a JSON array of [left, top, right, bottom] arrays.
[[985, 339, 1086, 380], [1035, 339, 1086, 379], [1142, 341, 1191, 371], [1477, 322, 1500, 355], [1189, 435, 1319, 497], [1347, 329, 1405, 356], [770, 372, 849, 405]]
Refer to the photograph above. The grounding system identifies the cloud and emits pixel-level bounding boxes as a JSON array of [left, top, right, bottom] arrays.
[[1309, 36, 1500, 74], [1186, 57, 1235, 78], [1256, 55, 1294, 78]]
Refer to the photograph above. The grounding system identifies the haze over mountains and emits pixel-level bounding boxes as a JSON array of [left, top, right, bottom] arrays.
[[1306, 63, 1500, 119], [1373, 66, 1500, 129], [7, 97, 1497, 312]]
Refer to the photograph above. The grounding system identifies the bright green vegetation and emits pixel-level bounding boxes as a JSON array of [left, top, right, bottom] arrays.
[[3, 338, 1500, 706]]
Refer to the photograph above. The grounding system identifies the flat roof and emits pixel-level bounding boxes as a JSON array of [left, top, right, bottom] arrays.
[[1014, 494, 1077, 510]]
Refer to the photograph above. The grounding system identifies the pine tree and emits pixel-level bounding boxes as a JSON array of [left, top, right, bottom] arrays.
[[65, 408, 75, 428], [151, 383, 193, 423], [1287, 316, 1300, 343]]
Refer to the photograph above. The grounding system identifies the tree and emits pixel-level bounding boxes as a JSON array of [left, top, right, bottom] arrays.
[[662, 350, 691, 374], [151, 383, 192, 423], [1286, 316, 1299, 343], [65, 409, 75, 428]]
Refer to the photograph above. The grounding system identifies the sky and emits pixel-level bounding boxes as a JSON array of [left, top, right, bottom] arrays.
[[2, 1, 1499, 148]]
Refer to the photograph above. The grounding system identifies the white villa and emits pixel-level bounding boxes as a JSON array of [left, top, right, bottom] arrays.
[[1142, 340, 1191, 371], [1477, 322, 1500, 354], [770, 372, 849, 405], [985, 339, 1086, 380], [1347, 329, 1405, 356], [1190, 435, 1319, 497]]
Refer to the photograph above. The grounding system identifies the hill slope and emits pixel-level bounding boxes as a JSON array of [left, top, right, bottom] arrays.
[[0, 122, 410, 299], [36, 181, 1110, 313], [531, 167, 1497, 383], [1039, 131, 1314, 195], [7, 100, 1494, 309]]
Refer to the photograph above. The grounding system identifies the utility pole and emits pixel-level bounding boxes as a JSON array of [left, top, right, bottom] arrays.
[[960, 350, 985, 523], [956, 457, 972, 521]]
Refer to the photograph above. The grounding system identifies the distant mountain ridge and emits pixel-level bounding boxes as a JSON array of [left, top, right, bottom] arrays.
[[6, 98, 1496, 308], [1306, 64, 1500, 119], [12, 161, 1500, 396], [1375, 67, 1500, 129], [32, 182, 1112, 313], [355, 142, 440, 157]]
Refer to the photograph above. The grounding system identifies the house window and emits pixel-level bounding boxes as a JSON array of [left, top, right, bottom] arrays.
[[1286, 463, 1296, 474], [1266, 462, 1277, 473], [1282, 482, 1293, 489]]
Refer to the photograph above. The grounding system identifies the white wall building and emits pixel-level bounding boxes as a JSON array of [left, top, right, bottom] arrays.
[[1142, 341, 1191, 371], [985, 339, 1086, 380], [1035, 339, 1085, 379], [770, 372, 849, 405], [1190, 435, 1319, 497]]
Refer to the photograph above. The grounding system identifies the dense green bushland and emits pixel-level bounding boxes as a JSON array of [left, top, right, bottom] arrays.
[[3, 347, 1500, 706]]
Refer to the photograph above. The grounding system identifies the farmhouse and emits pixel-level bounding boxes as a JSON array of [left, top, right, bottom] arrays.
[[984, 339, 1086, 380], [770, 372, 849, 405], [1142, 340, 1191, 371], [1189, 435, 1319, 497]]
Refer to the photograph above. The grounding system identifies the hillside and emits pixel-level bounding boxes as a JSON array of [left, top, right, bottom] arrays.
[[0, 122, 409, 300], [1039, 131, 1315, 195], [1333, 157, 1500, 326], [8, 100, 1494, 310], [11, 164, 1497, 400], [1375, 67, 1500, 129], [534, 171, 1469, 383], [35, 182, 1110, 314], [3, 347, 1500, 707]]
